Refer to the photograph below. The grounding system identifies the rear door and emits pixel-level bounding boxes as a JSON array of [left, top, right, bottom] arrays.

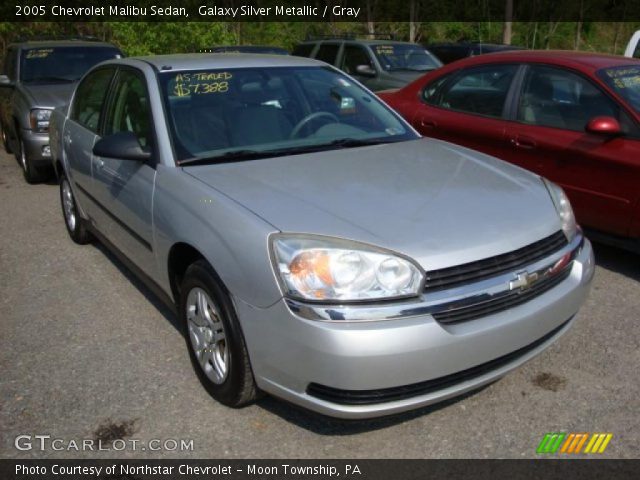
[[91, 66, 157, 274], [63, 67, 116, 218], [504, 64, 640, 236], [412, 64, 520, 160]]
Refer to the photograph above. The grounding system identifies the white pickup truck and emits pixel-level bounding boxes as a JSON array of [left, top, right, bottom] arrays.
[[625, 30, 640, 58]]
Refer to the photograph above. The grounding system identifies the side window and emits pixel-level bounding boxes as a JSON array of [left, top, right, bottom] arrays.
[[104, 69, 151, 148], [291, 44, 314, 58], [315, 43, 340, 65], [422, 75, 452, 104], [341, 45, 373, 75], [432, 65, 518, 118], [517, 65, 626, 132], [71, 68, 114, 132]]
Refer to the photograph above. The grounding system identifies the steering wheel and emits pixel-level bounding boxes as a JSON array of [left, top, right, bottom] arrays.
[[290, 111, 339, 138]]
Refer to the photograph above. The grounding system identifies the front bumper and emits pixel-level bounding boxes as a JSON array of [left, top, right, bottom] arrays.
[[237, 237, 594, 419], [20, 129, 51, 166]]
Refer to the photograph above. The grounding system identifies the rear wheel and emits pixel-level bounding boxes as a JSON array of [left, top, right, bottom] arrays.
[[179, 260, 258, 407], [59, 172, 92, 244]]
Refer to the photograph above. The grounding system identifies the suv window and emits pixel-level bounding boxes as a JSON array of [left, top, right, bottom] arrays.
[[341, 45, 373, 75], [19, 46, 121, 84], [71, 68, 115, 132], [291, 44, 314, 58], [517, 65, 631, 132], [104, 69, 151, 148], [315, 43, 340, 65], [429, 65, 518, 118]]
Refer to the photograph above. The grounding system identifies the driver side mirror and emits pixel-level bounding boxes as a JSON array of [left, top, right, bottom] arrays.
[[355, 64, 377, 77], [585, 116, 621, 136], [93, 132, 151, 161]]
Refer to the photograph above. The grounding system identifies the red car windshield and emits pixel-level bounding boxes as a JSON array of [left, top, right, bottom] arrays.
[[598, 65, 640, 113]]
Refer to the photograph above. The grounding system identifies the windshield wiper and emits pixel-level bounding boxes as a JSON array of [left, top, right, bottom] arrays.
[[24, 76, 75, 84], [178, 149, 276, 166], [387, 66, 433, 72], [178, 138, 398, 167]]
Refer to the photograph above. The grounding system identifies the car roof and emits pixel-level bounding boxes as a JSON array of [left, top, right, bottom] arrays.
[[12, 40, 118, 49], [454, 49, 640, 72], [124, 53, 327, 71], [300, 39, 419, 46]]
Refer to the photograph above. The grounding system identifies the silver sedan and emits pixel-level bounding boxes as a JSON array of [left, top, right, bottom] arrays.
[[50, 54, 594, 418]]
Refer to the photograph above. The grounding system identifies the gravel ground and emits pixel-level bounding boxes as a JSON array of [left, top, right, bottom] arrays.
[[0, 150, 638, 459]]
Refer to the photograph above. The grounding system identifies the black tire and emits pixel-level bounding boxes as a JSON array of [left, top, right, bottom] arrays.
[[17, 136, 47, 184], [59, 172, 92, 245], [179, 260, 258, 407], [0, 123, 11, 154]]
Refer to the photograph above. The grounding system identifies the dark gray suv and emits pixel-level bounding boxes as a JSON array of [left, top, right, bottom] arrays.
[[0, 39, 122, 183], [292, 38, 441, 91]]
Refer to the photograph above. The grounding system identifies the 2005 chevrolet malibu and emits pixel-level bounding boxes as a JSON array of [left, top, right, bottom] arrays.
[[49, 54, 594, 418]]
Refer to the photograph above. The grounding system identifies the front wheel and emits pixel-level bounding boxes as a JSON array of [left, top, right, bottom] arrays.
[[180, 260, 258, 407], [17, 137, 47, 184], [0, 123, 12, 154], [59, 173, 92, 244]]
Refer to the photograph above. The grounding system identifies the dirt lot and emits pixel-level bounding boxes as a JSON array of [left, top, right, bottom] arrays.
[[1, 150, 639, 459]]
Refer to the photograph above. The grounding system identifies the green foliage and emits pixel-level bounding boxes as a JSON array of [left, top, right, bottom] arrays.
[[0, 21, 639, 67], [106, 22, 235, 56]]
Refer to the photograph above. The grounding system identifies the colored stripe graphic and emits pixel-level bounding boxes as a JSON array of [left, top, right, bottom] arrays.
[[540, 433, 612, 454], [537, 433, 566, 454], [584, 433, 613, 454]]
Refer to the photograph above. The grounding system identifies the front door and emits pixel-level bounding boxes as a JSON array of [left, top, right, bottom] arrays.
[[92, 67, 157, 275], [504, 64, 640, 236]]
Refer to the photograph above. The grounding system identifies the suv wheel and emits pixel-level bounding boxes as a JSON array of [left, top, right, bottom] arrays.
[[17, 136, 47, 184], [0, 123, 11, 154], [59, 173, 92, 244], [179, 260, 258, 407]]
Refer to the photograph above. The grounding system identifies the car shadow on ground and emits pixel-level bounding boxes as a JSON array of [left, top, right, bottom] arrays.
[[591, 241, 640, 282], [256, 384, 494, 435], [92, 242, 181, 333]]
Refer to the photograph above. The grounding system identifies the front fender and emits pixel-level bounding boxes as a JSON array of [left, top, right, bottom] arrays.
[[152, 166, 282, 309]]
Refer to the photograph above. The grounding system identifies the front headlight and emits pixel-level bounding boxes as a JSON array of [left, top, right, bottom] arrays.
[[29, 109, 52, 133], [543, 178, 577, 242], [271, 234, 424, 302]]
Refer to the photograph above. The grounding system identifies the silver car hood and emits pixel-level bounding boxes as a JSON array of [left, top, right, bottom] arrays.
[[188, 138, 562, 270]]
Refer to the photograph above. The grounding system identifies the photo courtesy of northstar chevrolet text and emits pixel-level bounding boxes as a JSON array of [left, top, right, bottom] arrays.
[[0, 0, 639, 476]]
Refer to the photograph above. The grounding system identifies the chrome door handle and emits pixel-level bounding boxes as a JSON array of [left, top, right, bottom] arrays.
[[94, 158, 104, 169], [63, 134, 72, 145]]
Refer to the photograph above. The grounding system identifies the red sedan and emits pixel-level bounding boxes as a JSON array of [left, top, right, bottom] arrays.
[[380, 51, 640, 249]]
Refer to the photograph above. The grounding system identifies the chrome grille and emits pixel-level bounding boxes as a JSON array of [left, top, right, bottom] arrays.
[[424, 231, 568, 292], [432, 265, 572, 324]]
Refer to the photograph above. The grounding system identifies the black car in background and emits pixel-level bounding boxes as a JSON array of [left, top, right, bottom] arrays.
[[426, 42, 524, 64]]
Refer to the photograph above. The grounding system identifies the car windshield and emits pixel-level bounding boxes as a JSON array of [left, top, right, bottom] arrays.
[[372, 44, 442, 72], [598, 65, 640, 113], [20, 46, 122, 84], [159, 66, 418, 163]]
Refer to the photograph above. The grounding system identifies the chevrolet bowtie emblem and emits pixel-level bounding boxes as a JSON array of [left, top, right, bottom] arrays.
[[510, 271, 540, 291]]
